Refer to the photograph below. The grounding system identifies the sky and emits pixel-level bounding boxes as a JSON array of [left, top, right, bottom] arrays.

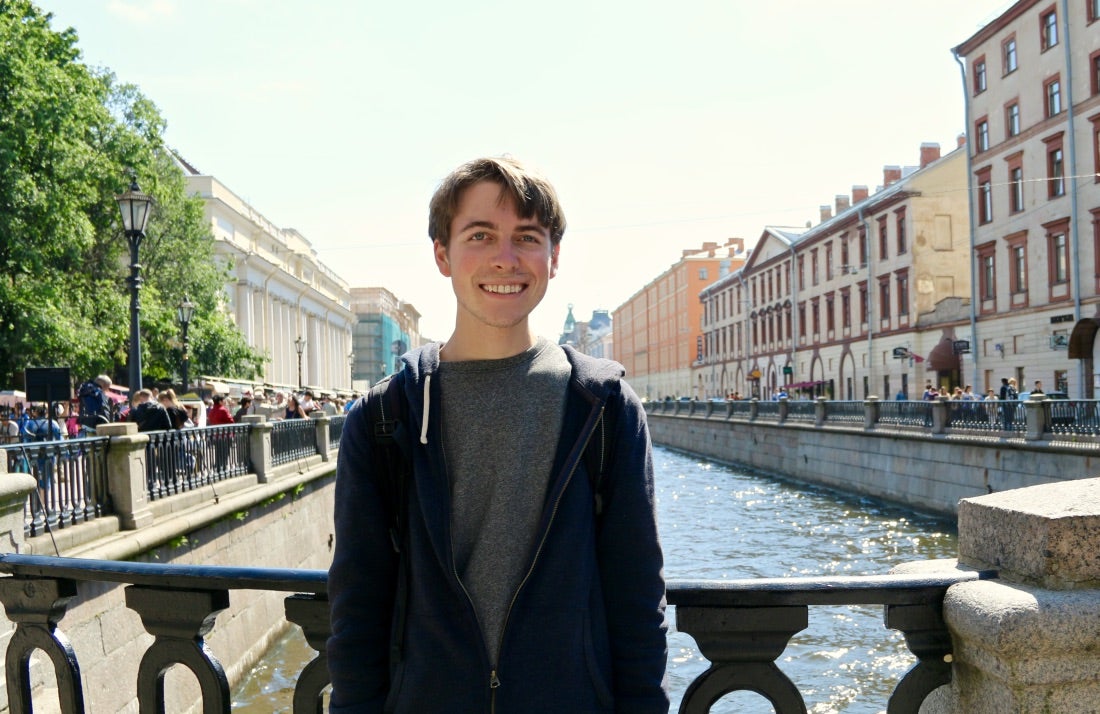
[[42, 0, 1013, 342]]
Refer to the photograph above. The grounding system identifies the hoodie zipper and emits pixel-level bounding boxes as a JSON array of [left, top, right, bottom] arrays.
[[488, 403, 604, 707]]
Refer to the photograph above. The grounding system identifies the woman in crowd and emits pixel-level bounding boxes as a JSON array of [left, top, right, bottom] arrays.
[[159, 389, 191, 429], [284, 395, 307, 420]]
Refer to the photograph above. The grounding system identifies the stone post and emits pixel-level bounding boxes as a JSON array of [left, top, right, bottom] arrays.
[[931, 398, 949, 434], [814, 397, 827, 427], [778, 397, 789, 422], [1023, 396, 1046, 441], [98, 422, 153, 530], [243, 415, 272, 483], [940, 479, 1100, 711], [864, 396, 879, 430], [312, 413, 331, 462], [0, 454, 36, 553]]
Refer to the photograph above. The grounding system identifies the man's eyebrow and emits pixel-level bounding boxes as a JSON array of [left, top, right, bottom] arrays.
[[457, 220, 497, 234], [456, 220, 548, 235]]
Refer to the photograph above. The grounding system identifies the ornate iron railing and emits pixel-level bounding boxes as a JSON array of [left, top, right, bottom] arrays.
[[784, 401, 816, 423], [0, 554, 993, 714], [878, 400, 931, 429], [1046, 399, 1100, 437], [144, 425, 252, 501], [2, 438, 112, 538], [755, 401, 781, 419], [271, 419, 318, 466], [328, 415, 347, 449], [823, 400, 864, 423], [945, 401, 1001, 433]]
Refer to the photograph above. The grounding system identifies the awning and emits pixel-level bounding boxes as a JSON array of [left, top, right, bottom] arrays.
[[926, 339, 961, 372]]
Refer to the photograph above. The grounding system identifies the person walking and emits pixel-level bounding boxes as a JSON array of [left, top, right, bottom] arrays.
[[327, 157, 668, 713], [999, 378, 1019, 430]]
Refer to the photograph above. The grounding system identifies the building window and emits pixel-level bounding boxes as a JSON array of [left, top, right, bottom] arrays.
[[841, 291, 851, 328], [878, 216, 889, 259], [811, 300, 820, 335], [1041, 8, 1058, 50], [1010, 166, 1024, 212], [1003, 36, 1018, 74], [825, 242, 833, 279], [976, 118, 990, 152], [840, 234, 850, 268], [826, 295, 835, 331], [1006, 102, 1021, 137], [858, 227, 867, 266], [798, 256, 805, 290], [1011, 243, 1028, 294], [974, 57, 987, 94], [1048, 146, 1065, 197], [698, 267, 708, 280], [811, 249, 819, 286], [978, 169, 993, 224], [1046, 77, 1062, 117], [798, 305, 806, 337], [858, 284, 868, 325], [1090, 0, 1100, 22], [897, 273, 909, 316], [879, 279, 891, 320], [1050, 232, 1068, 284], [896, 209, 907, 254], [981, 253, 996, 300]]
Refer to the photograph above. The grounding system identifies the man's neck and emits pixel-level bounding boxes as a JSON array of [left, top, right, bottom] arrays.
[[439, 324, 539, 362]]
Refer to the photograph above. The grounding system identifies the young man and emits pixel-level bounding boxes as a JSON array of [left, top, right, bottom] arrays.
[[328, 157, 668, 713]]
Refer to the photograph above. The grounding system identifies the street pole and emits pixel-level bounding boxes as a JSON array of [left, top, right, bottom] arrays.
[[116, 179, 153, 393]]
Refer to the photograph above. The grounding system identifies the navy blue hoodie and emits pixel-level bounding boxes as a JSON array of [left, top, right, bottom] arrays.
[[327, 344, 668, 713]]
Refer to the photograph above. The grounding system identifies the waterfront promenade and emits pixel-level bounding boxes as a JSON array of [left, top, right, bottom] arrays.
[[0, 406, 1097, 712]]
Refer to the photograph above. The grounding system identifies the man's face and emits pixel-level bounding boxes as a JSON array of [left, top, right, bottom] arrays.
[[435, 181, 558, 336]]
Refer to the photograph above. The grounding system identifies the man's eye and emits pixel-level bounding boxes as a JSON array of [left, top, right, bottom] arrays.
[[470, 232, 488, 241], [518, 234, 539, 243]]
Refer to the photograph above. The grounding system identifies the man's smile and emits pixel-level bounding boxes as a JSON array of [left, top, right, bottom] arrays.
[[481, 283, 526, 295]]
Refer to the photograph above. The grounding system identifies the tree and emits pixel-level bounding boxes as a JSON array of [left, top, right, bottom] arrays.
[[0, 1, 264, 389]]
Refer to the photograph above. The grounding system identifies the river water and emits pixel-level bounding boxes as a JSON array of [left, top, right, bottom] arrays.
[[232, 445, 957, 713]]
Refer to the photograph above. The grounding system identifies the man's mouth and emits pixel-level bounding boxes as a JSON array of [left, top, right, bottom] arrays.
[[481, 284, 524, 295]]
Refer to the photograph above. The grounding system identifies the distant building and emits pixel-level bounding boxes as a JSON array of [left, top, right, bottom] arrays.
[[696, 143, 971, 400], [180, 160, 355, 393], [614, 238, 747, 400], [954, 0, 1100, 397], [558, 306, 614, 359], [350, 287, 422, 387]]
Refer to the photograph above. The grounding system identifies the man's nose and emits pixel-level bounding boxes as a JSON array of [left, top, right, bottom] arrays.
[[491, 239, 519, 268]]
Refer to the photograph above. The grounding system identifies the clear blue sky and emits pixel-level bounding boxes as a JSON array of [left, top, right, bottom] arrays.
[[44, 0, 1010, 342]]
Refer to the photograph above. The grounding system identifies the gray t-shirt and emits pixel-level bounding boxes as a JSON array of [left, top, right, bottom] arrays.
[[438, 338, 571, 664]]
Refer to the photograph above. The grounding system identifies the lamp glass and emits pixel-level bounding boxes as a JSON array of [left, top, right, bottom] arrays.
[[177, 296, 195, 325], [115, 180, 154, 234]]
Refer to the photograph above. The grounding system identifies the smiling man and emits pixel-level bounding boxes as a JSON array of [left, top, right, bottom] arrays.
[[328, 157, 669, 713]]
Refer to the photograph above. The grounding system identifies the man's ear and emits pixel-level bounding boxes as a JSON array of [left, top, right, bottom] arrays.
[[434, 240, 451, 277], [549, 243, 560, 279]]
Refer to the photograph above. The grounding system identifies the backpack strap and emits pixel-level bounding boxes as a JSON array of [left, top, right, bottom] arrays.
[[366, 372, 411, 669], [583, 376, 620, 518]]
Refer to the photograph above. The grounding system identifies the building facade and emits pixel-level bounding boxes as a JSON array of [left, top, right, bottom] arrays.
[[956, 0, 1100, 397], [614, 239, 746, 400], [695, 143, 972, 401], [350, 287, 422, 389], [558, 306, 614, 359], [181, 169, 356, 394]]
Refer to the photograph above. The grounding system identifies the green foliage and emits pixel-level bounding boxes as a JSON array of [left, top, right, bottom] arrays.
[[0, 1, 265, 387]]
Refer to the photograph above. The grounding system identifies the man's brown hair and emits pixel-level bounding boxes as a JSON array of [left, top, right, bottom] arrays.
[[428, 156, 566, 248]]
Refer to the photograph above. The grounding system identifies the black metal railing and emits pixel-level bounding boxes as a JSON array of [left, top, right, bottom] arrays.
[[785, 401, 816, 423], [271, 419, 317, 466], [945, 401, 1001, 433], [2, 438, 112, 538], [878, 400, 931, 429], [328, 415, 346, 450], [145, 425, 252, 500], [0, 554, 994, 714], [823, 400, 864, 424]]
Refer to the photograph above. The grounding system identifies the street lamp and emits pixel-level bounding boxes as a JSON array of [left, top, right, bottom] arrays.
[[115, 178, 154, 392], [348, 352, 355, 388], [294, 336, 306, 390], [177, 295, 195, 394]]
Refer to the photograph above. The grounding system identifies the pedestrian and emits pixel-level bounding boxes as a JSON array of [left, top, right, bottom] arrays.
[[327, 156, 668, 712], [283, 395, 307, 420], [300, 390, 317, 414], [130, 390, 172, 432], [1032, 380, 1044, 396], [999, 378, 1019, 430], [206, 394, 234, 426], [233, 396, 254, 423], [23, 404, 63, 510]]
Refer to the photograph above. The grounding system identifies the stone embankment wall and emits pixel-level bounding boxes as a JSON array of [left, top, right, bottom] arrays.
[[646, 412, 1100, 517]]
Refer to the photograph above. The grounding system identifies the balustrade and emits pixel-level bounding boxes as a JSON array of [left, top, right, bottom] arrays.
[[0, 554, 992, 714]]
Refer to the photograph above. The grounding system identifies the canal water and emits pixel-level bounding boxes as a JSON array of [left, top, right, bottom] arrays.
[[232, 445, 957, 713]]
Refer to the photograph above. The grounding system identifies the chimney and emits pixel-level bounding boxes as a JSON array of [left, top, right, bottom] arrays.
[[883, 165, 902, 186], [920, 142, 941, 168], [702, 240, 718, 256], [852, 185, 869, 204], [957, 133, 967, 148], [835, 194, 850, 214], [820, 205, 832, 223], [725, 237, 744, 254]]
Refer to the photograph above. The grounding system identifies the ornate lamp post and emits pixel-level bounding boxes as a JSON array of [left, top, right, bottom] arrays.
[[177, 296, 195, 394], [348, 352, 355, 388], [115, 178, 154, 392], [294, 336, 306, 390]]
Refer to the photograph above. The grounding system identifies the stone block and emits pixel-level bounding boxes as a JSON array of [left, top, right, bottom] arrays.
[[958, 477, 1100, 588]]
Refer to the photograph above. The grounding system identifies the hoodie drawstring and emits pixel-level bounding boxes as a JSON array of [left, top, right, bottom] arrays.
[[419, 373, 431, 444]]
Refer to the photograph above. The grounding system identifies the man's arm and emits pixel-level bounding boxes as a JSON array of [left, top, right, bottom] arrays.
[[327, 396, 400, 713], [597, 381, 670, 713]]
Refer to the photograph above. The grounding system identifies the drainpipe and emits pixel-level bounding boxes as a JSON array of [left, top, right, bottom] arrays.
[[859, 205, 874, 398], [954, 49, 981, 391], [1061, 0, 1084, 396]]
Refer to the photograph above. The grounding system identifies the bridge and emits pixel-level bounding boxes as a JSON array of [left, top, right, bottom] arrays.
[[0, 406, 1097, 712]]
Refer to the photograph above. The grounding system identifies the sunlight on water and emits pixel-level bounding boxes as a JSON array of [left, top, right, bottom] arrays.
[[234, 445, 956, 713]]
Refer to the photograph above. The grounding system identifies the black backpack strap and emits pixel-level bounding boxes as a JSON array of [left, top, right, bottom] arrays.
[[583, 375, 621, 519], [365, 372, 411, 669]]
